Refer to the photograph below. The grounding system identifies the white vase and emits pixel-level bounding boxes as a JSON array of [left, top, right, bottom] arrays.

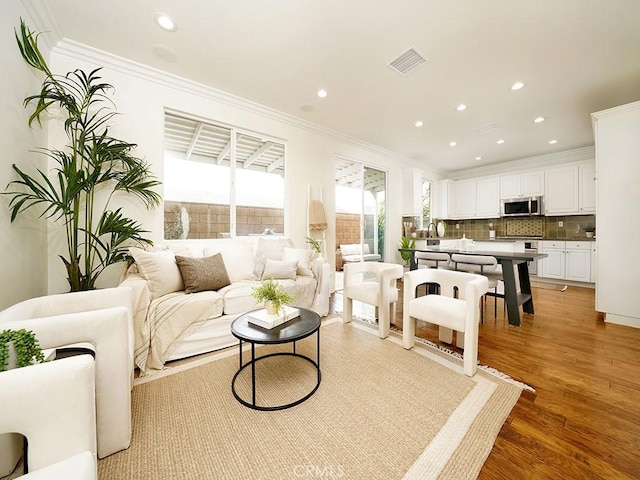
[[264, 301, 278, 315], [437, 222, 446, 238]]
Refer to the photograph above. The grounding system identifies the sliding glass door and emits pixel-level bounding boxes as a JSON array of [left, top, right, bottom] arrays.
[[335, 157, 386, 264]]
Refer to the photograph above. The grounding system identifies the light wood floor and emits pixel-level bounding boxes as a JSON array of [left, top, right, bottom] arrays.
[[330, 282, 640, 479]]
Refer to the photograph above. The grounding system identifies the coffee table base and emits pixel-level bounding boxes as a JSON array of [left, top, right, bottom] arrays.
[[231, 349, 321, 411]]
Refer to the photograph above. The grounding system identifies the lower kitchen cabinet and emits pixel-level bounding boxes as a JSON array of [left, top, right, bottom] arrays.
[[541, 241, 592, 282]]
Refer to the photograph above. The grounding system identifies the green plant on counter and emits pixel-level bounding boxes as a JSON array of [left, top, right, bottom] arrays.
[[251, 278, 294, 316], [0, 329, 45, 371], [399, 236, 416, 266]]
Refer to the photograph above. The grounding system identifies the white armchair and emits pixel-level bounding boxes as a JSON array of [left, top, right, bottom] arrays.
[[0, 287, 134, 458], [403, 269, 488, 376], [342, 262, 404, 338], [0, 355, 97, 479]]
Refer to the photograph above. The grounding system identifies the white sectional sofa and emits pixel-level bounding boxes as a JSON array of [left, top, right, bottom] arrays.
[[120, 236, 331, 374], [340, 243, 382, 263]]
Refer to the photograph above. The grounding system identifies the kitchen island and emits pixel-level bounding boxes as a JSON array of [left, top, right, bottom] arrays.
[[399, 245, 547, 327]]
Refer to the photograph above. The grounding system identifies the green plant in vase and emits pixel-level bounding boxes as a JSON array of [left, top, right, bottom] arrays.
[[0, 329, 45, 371], [305, 236, 321, 254], [251, 278, 294, 316], [399, 236, 416, 267]]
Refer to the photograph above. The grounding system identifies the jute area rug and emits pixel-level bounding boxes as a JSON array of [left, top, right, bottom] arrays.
[[99, 318, 524, 480]]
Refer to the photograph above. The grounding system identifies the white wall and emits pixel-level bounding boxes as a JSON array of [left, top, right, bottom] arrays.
[[0, 3, 48, 308], [42, 41, 438, 293]]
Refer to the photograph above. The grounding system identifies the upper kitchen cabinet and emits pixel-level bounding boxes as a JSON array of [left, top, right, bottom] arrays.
[[476, 177, 500, 218], [544, 165, 579, 215], [579, 163, 596, 213], [432, 179, 455, 219], [544, 162, 595, 215], [500, 171, 544, 199], [452, 177, 499, 219]]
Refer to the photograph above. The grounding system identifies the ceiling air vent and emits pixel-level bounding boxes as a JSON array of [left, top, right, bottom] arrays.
[[474, 122, 497, 134], [388, 47, 429, 76]]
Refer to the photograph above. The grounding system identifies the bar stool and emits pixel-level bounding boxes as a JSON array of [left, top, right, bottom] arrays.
[[415, 252, 451, 269], [450, 254, 504, 319]]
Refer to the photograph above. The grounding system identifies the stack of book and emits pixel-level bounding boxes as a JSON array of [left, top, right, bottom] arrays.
[[247, 305, 300, 329]]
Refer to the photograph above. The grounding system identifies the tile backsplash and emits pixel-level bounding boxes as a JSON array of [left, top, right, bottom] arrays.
[[438, 215, 595, 240]]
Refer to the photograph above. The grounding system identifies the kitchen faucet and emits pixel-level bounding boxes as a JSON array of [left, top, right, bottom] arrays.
[[426, 222, 436, 238]]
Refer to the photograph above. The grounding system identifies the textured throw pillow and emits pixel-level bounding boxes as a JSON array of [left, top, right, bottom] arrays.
[[283, 247, 313, 276], [261, 259, 298, 280], [253, 237, 295, 279], [129, 247, 184, 299], [175, 253, 231, 294]]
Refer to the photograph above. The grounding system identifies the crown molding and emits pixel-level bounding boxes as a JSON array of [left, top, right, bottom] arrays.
[[51, 39, 430, 174], [445, 145, 595, 180]]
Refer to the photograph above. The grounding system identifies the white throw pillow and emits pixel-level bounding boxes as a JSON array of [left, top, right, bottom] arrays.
[[283, 247, 313, 276], [340, 244, 359, 256], [253, 237, 295, 279], [204, 241, 255, 283], [262, 259, 298, 280], [129, 247, 184, 299]]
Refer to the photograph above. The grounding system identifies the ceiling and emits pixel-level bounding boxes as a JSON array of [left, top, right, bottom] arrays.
[[26, 0, 640, 173]]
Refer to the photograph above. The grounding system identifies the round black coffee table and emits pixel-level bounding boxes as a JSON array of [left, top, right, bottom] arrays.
[[230, 307, 321, 411]]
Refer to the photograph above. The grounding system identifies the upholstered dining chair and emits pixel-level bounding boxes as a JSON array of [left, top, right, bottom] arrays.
[[403, 268, 488, 377], [451, 254, 504, 319], [0, 355, 97, 479], [342, 261, 404, 338], [0, 287, 134, 459]]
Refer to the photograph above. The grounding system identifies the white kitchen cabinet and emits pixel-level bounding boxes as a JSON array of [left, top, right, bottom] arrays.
[[475, 177, 500, 218], [453, 180, 477, 218], [541, 240, 592, 282], [579, 163, 596, 213], [565, 241, 591, 282], [500, 171, 544, 198], [432, 180, 455, 219], [452, 177, 499, 219], [541, 241, 565, 279], [544, 165, 579, 215]]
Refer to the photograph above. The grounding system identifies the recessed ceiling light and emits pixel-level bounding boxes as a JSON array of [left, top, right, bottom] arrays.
[[154, 13, 177, 32], [534, 116, 545, 123], [511, 81, 525, 91], [449, 141, 457, 147], [317, 89, 328, 98], [475, 156, 483, 161], [549, 139, 558, 145], [414, 121, 423, 127], [497, 139, 505, 144], [456, 104, 467, 111]]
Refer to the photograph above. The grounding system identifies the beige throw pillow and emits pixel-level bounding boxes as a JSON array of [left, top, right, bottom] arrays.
[[262, 259, 298, 280], [175, 253, 231, 294], [283, 247, 313, 276], [129, 247, 184, 299]]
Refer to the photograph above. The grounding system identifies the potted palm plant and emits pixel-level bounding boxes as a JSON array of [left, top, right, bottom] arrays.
[[3, 20, 161, 291]]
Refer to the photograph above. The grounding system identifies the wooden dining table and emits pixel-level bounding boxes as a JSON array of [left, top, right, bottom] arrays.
[[399, 246, 548, 327]]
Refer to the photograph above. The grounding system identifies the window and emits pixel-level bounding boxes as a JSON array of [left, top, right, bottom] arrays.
[[422, 179, 431, 226], [163, 113, 285, 239]]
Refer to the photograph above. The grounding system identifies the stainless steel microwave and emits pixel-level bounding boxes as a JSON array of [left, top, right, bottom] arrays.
[[500, 196, 543, 217]]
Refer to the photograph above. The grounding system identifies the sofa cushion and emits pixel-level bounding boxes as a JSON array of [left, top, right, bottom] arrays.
[[219, 282, 261, 315], [175, 253, 231, 294], [129, 247, 184, 299], [253, 237, 295, 279], [204, 241, 255, 283], [340, 244, 360, 256], [262, 259, 298, 280], [283, 247, 313, 276]]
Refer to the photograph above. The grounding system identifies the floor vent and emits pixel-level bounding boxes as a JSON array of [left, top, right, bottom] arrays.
[[388, 47, 429, 76]]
